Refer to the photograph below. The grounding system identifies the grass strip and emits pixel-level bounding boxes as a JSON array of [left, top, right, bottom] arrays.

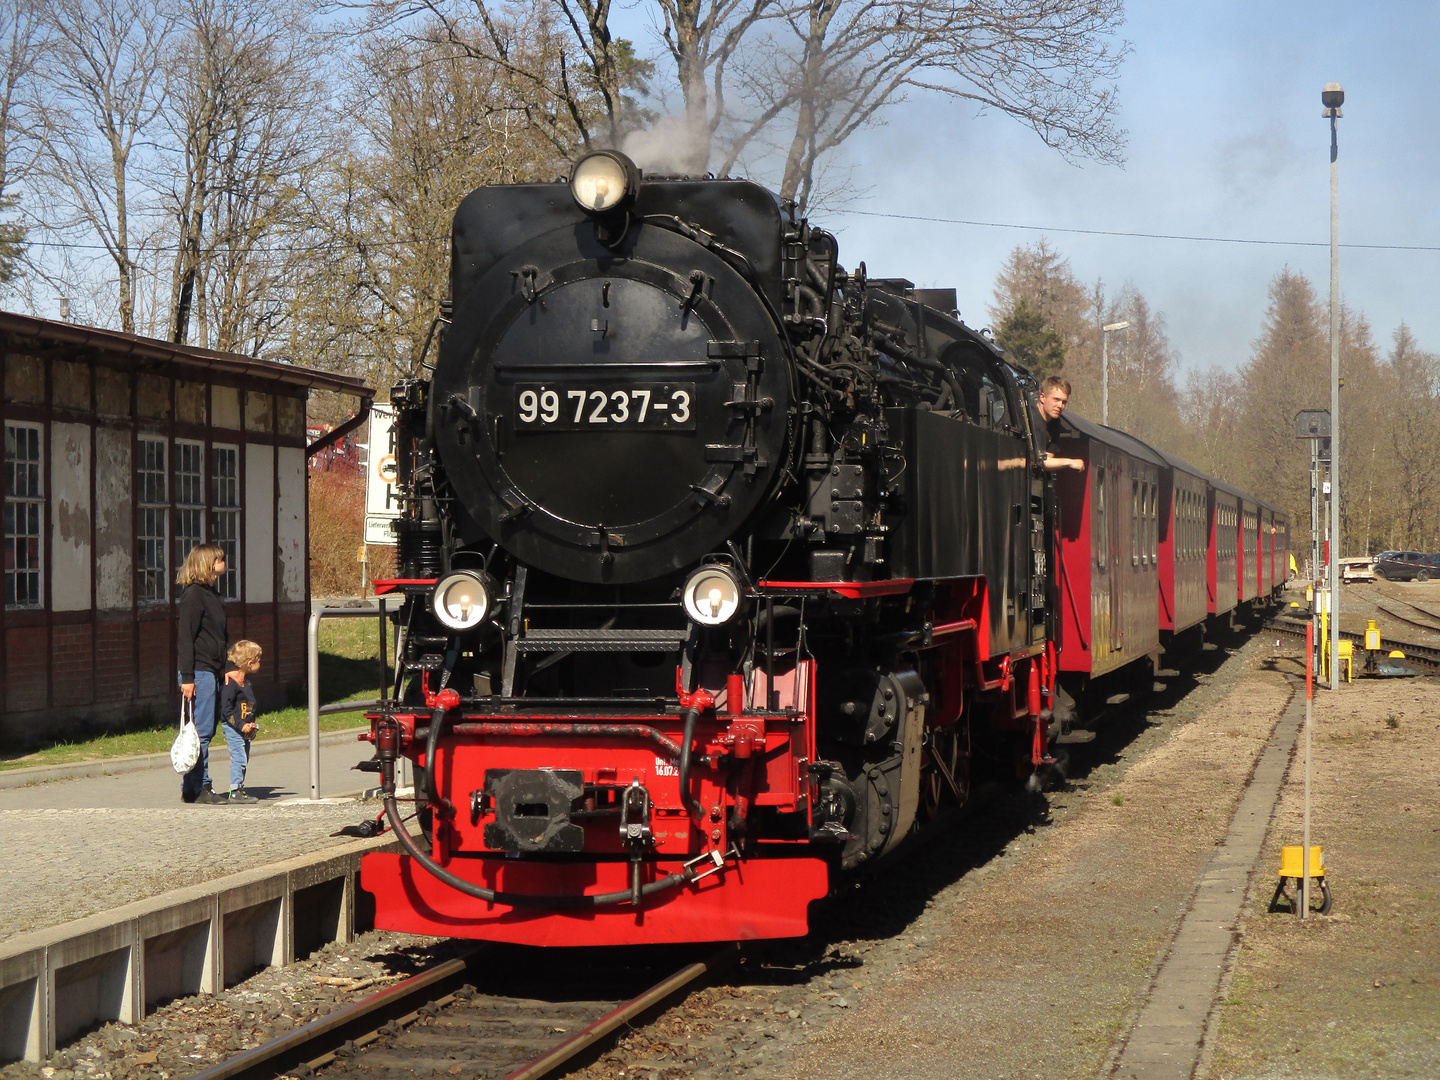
[[0, 618, 393, 771]]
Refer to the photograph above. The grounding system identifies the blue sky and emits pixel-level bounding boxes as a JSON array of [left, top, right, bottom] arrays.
[[623, 0, 1440, 377]]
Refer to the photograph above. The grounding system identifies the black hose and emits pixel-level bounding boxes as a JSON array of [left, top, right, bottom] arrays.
[[381, 797, 692, 907], [422, 704, 446, 809], [677, 706, 704, 820]]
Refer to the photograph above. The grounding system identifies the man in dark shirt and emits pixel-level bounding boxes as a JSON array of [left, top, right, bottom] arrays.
[[1034, 376, 1084, 472]]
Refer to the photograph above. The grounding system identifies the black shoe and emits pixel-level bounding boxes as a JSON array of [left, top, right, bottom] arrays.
[[228, 788, 257, 804], [194, 787, 223, 805]]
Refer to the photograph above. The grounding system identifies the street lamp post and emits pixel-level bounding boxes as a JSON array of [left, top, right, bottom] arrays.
[[1323, 82, 1343, 694], [1101, 320, 1130, 426]]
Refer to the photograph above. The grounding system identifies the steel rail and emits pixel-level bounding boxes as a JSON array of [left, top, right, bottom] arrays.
[[186, 944, 737, 1080], [500, 944, 739, 1080], [185, 947, 485, 1080], [1371, 600, 1440, 635], [1265, 615, 1440, 673]]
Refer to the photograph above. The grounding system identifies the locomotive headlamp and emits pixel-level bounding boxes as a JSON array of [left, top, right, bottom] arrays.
[[682, 566, 743, 626], [570, 151, 640, 215], [431, 569, 494, 631]]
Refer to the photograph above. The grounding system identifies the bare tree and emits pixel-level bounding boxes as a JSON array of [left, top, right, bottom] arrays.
[[1178, 365, 1245, 479], [288, 20, 572, 387], [1381, 324, 1438, 548], [0, 0, 44, 284], [713, 0, 1126, 209], [160, 0, 328, 353], [31, 0, 176, 333], [366, 0, 628, 156], [651, 0, 779, 173]]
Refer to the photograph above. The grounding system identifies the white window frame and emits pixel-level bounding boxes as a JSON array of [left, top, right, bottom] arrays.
[[4, 421, 44, 609], [212, 443, 240, 600], [174, 438, 206, 572], [137, 435, 169, 604]]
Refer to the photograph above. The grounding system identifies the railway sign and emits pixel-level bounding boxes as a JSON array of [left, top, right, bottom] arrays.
[[364, 404, 400, 545]]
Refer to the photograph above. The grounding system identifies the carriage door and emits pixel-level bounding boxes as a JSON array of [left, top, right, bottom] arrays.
[[1110, 462, 1125, 652]]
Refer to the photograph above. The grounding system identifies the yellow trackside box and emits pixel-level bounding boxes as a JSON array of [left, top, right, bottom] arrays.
[[1365, 620, 1382, 650], [1279, 845, 1325, 878]]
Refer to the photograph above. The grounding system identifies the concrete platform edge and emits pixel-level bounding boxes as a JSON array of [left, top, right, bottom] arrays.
[[0, 830, 405, 1063], [0, 727, 370, 790]]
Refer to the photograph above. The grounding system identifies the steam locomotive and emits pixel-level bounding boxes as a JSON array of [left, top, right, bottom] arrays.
[[357, 151, 1285, 946]]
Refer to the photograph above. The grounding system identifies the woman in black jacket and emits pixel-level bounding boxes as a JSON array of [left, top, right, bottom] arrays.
[[177, 544, 229, 803]]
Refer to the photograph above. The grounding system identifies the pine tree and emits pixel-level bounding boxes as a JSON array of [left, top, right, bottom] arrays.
[[994, 297, 1066, 378]]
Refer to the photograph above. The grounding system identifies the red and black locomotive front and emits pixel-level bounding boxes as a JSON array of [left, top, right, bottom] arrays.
[[359, 152, 1055, 946]]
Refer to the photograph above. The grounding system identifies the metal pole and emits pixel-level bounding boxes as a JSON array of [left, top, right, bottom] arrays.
[[307, 609, 322, 800], [1102, 330, 1109, 426], [307, 604, 398, 800], [1100, 321, 1129, 427], [1327, 87, 1342, 692], [1302, 619, 1313, 918]]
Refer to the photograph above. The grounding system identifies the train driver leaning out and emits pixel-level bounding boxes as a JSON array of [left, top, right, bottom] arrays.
[[1035, 376, 1085, 472]]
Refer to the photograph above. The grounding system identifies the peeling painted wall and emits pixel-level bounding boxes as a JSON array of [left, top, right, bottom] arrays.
[[277, 446, 306, 601], [96, 369, 130, 418], [4, 354, 43, 404], [94, 428, 133, 610], [212, 386, 241, 430], [244, 443, 274, 603], [52, 362, 90, 412], [176, 379, 206, 424], [245, 391, 272, 433], [50, 423, 93, 612], [136, 374, 170, 419]]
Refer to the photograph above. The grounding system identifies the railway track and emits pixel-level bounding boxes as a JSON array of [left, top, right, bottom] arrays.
[[1264, 614, 1440, 674], [189, 944, 737, 1080]]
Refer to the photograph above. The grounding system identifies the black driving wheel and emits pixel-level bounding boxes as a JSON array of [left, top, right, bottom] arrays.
[[1417, 569, 1430, 583]]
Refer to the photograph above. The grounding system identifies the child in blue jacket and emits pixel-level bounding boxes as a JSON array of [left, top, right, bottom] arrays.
[[219, 640, 263, 803]]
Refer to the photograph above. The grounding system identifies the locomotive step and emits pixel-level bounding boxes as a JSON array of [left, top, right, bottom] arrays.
[[514, 627, 692, 653]]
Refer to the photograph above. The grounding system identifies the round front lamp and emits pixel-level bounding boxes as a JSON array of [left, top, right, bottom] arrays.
[[431, 570, 493, 631], [570, 151, 640, 215], [682, 566, 743, 626]]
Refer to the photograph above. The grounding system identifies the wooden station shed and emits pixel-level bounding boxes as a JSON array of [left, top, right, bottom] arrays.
[[0, 311, 372, 745]]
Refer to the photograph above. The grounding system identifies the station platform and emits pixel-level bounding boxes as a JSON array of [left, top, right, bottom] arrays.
[[0, 730, 393, 944]]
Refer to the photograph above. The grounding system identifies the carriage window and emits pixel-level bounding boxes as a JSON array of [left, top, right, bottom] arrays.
[[1096, 471, 1106, 569], [1150, 486, 1158, 563], [1132, 480, 1140, 567]]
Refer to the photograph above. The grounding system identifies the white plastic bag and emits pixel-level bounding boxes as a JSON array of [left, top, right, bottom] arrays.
[[171, 699, 201, 774]]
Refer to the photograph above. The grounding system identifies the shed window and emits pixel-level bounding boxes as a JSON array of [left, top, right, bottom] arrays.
[[174, 440, 206, 571], [4, 422, 43, 608], [138, 437, 169, 603], [212, 445, 239, 600]]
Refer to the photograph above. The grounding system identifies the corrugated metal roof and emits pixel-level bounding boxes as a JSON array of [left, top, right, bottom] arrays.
[[0, 310, 373, 397]]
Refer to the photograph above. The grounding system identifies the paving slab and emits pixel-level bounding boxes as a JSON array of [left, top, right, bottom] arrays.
[[0, 737, 406, 942], [1110, 681, 1303, 1080]]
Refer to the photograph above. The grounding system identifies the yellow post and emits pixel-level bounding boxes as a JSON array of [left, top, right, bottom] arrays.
[[1320, 608, 1329, 681]]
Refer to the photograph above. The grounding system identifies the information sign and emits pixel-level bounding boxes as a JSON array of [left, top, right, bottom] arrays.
[[364, 404, 400, 545]]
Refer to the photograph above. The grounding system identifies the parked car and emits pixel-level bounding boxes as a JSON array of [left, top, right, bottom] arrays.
[[1340, 556, 1376, 583], [1372, 551, 1440, 582]]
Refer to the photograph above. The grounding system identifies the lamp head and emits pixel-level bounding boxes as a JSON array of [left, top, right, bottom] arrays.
[[1321, 83, 1344, 110], [569, 151, 641, 215]]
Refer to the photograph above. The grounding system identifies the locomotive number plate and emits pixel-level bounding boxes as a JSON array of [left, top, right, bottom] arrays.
[[514, 384, 696, 431]]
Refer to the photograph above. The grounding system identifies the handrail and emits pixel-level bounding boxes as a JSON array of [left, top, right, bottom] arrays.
[[306, 602, 399, 800]]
